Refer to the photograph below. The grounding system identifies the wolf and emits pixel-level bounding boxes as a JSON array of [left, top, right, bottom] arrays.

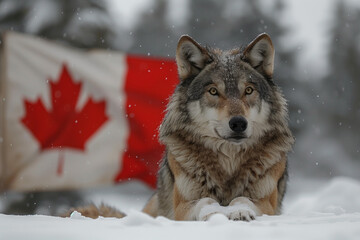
[[67, 33, 294, 221]]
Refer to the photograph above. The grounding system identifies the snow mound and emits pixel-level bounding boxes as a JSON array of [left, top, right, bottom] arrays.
[[69, 210, 90, 220], [121, 209, 160, 226], [286, 177, 360, 215]]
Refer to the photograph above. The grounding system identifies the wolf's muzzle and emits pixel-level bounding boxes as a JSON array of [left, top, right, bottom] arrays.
[[229, 116, 248, 133]]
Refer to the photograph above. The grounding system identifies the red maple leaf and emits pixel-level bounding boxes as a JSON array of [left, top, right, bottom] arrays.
[[21, 64, 109, 175]]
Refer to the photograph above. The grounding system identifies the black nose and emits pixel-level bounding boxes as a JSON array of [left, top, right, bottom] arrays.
[[229, 116, 248, 133]]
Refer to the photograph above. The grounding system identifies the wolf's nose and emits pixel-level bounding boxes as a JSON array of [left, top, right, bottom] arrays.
[[229, 116, 248, 133]]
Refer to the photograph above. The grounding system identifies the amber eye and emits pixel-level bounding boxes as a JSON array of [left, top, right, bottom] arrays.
[[209, 87, 218, 96], [245, 86, 254, 95]]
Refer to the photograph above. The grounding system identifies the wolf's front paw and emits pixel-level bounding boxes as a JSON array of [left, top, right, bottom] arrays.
[[194, 198, 224, 221], [227, 207, 256, 221], [227, 197, 260, 221]]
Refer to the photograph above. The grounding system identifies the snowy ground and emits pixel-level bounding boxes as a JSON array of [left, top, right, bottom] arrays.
[[1, 177, 360, 240]]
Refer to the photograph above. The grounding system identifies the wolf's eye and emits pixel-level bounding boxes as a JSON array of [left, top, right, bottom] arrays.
[[245, 87, 254, 95], [209, 87, 218, 96]]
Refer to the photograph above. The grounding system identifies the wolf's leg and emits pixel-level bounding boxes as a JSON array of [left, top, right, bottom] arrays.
[[248, 158, 286, 216], [167, 154, 224, 221], [142, 193, 159, 217], [253, 187, 279, 215]]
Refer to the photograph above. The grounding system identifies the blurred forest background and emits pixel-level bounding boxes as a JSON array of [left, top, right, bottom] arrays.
[[0, 0, 359, 215]]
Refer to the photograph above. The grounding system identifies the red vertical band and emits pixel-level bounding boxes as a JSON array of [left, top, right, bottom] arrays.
[[114, 55, 178, 188]]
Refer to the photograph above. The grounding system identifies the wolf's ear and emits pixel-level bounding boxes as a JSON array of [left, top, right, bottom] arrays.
[[243, 33, 274, 79], [176, 35, 212, 80]]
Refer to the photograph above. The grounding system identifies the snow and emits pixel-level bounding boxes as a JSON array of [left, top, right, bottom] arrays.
[[1, 211, 359, 240], [1, 177, 360, 240], [286, 177, 360, 215]]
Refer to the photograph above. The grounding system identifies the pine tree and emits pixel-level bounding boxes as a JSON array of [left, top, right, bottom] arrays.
[[128, 0, 178, 57], [0, 0, 125, 49], [321, 0, 360, 158]]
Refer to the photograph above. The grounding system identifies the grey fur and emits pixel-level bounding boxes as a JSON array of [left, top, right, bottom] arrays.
[[157, 34, 294, 219]]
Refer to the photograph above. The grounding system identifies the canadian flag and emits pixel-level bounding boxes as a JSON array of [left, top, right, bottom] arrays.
[[0, 32, 178, 191]]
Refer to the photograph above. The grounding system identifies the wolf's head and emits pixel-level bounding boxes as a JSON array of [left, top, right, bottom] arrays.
[[160, 34, 290, 149]]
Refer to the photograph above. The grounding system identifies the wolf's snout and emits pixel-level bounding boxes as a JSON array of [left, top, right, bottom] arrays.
[[229, 116, 248, 133]]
